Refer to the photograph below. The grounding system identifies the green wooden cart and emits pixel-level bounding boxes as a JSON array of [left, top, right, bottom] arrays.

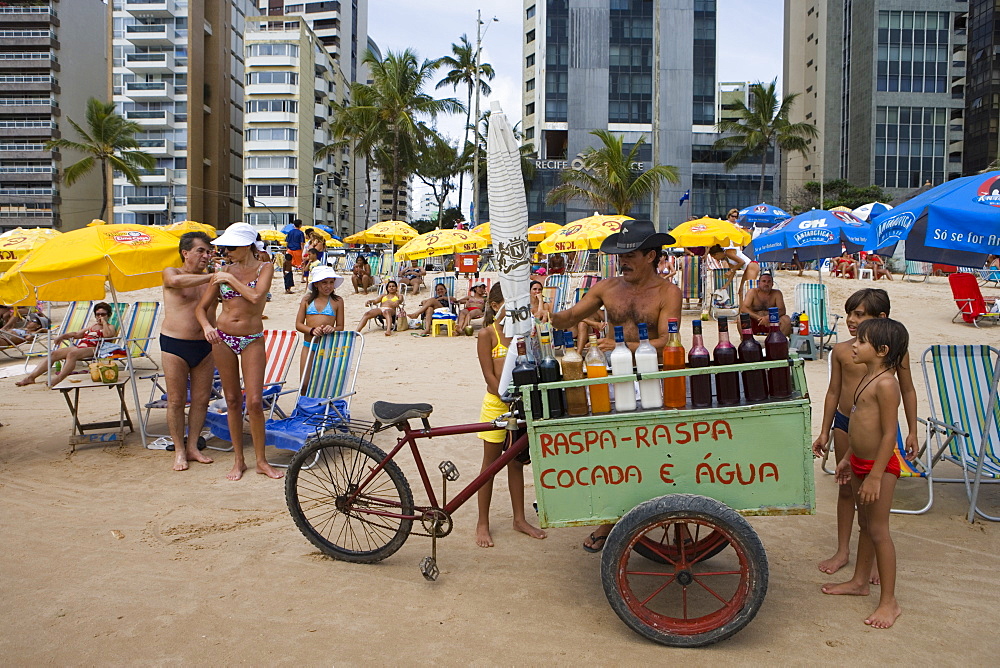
[[522, 356, 814, 647]]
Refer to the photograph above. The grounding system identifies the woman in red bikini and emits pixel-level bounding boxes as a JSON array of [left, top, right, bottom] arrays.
[[195, 222, 281, 481]]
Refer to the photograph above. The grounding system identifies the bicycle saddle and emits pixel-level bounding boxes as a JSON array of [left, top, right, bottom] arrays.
[[371, 401, 433, 425]]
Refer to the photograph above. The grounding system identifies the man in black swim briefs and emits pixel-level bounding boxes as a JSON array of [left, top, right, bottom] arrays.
[[160, 231, 217, 471]]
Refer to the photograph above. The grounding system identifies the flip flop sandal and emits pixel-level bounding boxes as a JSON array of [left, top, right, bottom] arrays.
[[582, 532, 608, 553]]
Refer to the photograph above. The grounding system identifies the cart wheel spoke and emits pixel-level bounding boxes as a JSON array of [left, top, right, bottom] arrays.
[[638, 576, 676, 606]]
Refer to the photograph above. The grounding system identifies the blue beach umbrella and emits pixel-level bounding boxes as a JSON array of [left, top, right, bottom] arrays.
[[749, 209, 870, 281], [738, 202, 791, 229], [316, 224, 336, 235], [280, 223, 295, 234], [868, 171, 1000, 266]]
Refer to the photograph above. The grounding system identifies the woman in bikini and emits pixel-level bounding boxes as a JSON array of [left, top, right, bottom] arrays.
[[356, 279, 403, 336], [708, 243, 761, 300], [295, 265, 344, 376], [195, 222, 281, 481], [407, 281, 457, 336], [351, 255, 373, 293], [16, 302, 117, 388], [456, 284, 487, 335]]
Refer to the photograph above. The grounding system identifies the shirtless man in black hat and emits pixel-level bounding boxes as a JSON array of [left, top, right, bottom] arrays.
[[545, 219, 682, 553]]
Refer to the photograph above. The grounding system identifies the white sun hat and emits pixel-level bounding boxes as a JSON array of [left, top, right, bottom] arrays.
[[308, 265, 344, 289], [213, 222, 258, 247]]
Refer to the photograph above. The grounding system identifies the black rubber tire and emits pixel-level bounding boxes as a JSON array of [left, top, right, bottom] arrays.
[[285, 433, 414, 564], [601, 494, 768, 648]]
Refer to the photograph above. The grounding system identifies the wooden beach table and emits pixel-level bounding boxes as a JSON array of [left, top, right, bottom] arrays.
[[52, 371, 134, 450]]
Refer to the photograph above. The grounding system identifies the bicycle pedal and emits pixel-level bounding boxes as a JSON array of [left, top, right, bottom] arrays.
[[438, 460, 460, 482], [419, 556, 439, 581]]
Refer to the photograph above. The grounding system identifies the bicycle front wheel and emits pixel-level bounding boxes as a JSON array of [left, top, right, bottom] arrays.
[[285, 433, 414, 563]]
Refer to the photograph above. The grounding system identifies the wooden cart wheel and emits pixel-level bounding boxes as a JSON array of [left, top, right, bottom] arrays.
[[601, 494, 768, 648]]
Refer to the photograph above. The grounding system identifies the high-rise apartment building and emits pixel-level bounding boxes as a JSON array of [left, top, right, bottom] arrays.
[[111, 0, 252, 227], [522, 0, 771, 227], [0, 0, 107, 232], [256, 0, 370, 233], [243, 15, 347, 230], [964, 0, 1000, 173], [783, 1, 968, 200]]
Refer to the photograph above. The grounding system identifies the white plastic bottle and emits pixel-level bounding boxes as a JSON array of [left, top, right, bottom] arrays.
[[608, 325, 637, 412], [635, 322, 662, 408]]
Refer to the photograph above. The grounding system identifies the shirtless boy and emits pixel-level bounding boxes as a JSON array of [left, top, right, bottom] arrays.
[[738, 271, 791, 336], [812, 289, 917, 581], [822, 318, 909, 629], [160, 231, 215, 471], [547, 219, 680, 552]]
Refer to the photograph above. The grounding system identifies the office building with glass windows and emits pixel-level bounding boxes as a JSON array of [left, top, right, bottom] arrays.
[[0, 0, 107, 232], [111, 0, 253, 226], [521, 0, 774, 228], [964, 0, 1000, 173], [783, 1, 968, 200]]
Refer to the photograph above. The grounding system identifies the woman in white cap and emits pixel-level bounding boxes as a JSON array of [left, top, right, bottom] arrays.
[[195, 222, 282, 481], [294, 265, 344, 376]]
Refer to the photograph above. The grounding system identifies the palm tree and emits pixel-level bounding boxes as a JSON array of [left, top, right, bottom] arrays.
[[546, 130, 679, 215], [320, 89, 382, 226], [413, 130, 473, 225], [44, 97, 155, 221], [339, 49, 463, 221], [436, 35, 495, 214], [713, 79, 818, 202]]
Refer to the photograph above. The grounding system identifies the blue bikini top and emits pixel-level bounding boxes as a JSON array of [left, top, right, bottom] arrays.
[[306, 297, 337, 316]]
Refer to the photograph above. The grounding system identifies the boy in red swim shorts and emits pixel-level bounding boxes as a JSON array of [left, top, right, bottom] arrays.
[[821, 318, 909, 629]]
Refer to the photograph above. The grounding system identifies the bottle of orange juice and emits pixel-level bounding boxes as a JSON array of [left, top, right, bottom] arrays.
[[584, 334, 610, 414]]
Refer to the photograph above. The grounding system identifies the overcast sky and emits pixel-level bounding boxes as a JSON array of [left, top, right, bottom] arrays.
[[366, 0, 784, 212]]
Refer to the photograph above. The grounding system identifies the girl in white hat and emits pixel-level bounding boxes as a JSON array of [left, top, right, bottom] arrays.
[[295, 265, 344, 376], [195, 222, 282, 481]]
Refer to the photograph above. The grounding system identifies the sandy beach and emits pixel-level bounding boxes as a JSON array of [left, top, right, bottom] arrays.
[[1, 269, 997, 665]]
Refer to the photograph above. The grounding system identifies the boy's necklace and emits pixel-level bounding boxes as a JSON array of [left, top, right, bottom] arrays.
[[852, 368, 890, 413]]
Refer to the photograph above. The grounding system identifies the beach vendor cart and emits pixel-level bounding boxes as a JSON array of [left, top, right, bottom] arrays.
[[281, 355, 814, 648]]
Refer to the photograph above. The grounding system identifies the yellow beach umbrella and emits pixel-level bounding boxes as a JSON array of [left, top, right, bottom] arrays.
[[163, 220, 217, 238], [0, 224, 183, 303], [527, 221, 562, 242], [665, 216, 751, 248], [345, 220, 418, 246], [0, 227, 61, 272], [394, 228, 489, 261], [258, 229, 286, 243], [470, 222, 491, 242], [537, 214, 633, 253], [86, 219, 107, 226]]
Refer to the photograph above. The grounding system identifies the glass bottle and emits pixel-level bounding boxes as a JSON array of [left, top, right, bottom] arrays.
[[560, 331, 588, 416], [765, 306, 792, 399], [635, 322, 662, 409], [608, 325, 636, 412], [512, 339, 542, 418], [661, 319, 686, 409], [714, 316, 740, 406], [738, 326, 768, 402], [688, 320, 712, 408], [585, 334, 611, 414], [538, 329, 565, 417]]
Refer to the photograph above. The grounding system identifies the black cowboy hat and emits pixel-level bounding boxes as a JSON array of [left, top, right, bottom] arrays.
[[599, 219, 675, 254]]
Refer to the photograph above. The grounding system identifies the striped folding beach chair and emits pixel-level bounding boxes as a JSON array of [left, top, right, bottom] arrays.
[[568, 250, 591, 273], [544, 274, 570, 311], [979, 267, 1000, 288], [794, 283, 840, 355], [597, 253, 617, 279], [432, 275, 456, 297], [708, 267, 738, 320], [24, 300, 93, 362], [261, 330, 365, 464], [680, 255, 703, 312], [120, 301, 161, 370], [342, 250, 360, 272], [903, 260, 932, 282], [920, 345, 1000, 521]]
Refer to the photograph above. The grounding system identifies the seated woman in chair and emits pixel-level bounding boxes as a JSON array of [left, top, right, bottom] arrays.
[[351, 255, 373, 294], [295, 266, 344, 375], [356, 279, 404, 336], [17, 302, 117, 387], [868, 253, 893, 281], [398, 260, 425, 295], [408, 281, 458, 336], [530, 280, 552, 320], [456, 284, 487, 336], [0, 311, 47, 347], [833, 251, 857, 279]]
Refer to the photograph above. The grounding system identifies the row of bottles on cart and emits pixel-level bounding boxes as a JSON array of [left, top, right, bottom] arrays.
[[513, 308, 793, 418]]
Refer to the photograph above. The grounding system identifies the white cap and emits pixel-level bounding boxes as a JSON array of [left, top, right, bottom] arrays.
[[213, 222, 257, 247], [308, 265, 344, 289]]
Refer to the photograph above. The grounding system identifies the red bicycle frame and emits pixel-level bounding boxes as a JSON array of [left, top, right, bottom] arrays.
[[345, 418, 530, 520]]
